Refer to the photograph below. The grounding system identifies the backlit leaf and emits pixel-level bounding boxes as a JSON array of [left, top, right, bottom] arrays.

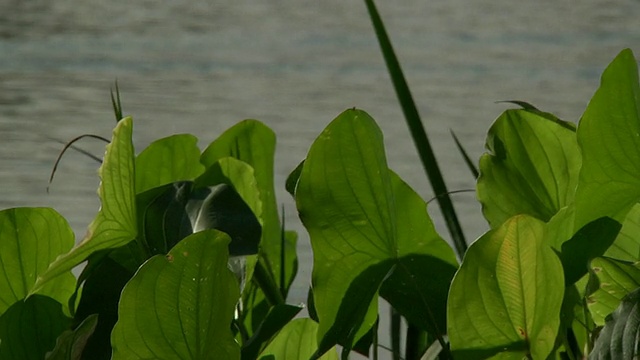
[[258, 319, 339, 360], [477, 109, 580, 228], [295, 109, 457, 355], [111, 230, 240, 359], [0, 208, 75, 315], [32, 117, 137, 294], [574, 49, 640, 230], [448, 215, 564, 359]]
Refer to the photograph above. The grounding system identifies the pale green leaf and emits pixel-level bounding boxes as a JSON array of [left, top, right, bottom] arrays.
[[296, 109, 457, 355], [477, 109, 580, 228], [258, 319, 339, 360], [0, 208, 75, 315], [574, 49, 640, 230], [32, 117, 137, 294], [111, 230, 240, 360], [448, 215, 564, 359]]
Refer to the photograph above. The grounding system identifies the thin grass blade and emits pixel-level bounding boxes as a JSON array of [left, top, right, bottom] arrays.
[[363, 0, 467, 256]]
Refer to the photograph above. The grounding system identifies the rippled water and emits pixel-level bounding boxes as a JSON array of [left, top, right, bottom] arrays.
[[2, 0, 639, 309]]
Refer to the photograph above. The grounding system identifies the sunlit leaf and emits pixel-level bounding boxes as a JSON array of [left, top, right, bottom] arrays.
[[0, 295, 71, 360], [32, 117, 137, 294], [135, 134, 205, 194], [111, 230, 240, 359], [258, 319, 339, 360], [587, 257, 640, 326], [0, 208, 75, 315], [295, 109, 457, 355], [448, 215, 564, 359], [574, 49, 640, 230], [477, 109, 580, 228]]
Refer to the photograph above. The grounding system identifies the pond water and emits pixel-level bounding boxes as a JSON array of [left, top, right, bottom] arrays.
[[1, 0, 639, 348]]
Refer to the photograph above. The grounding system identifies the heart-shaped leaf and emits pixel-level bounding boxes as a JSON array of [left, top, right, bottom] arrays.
[[448, 215, 564, 359], [295, 109, 457, 355], [111, 230, 240, 360]]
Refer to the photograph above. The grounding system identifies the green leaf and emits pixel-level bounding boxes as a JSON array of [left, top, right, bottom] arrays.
[[448, 215, 564, 359], [0, 295, 71, 360], [589, 287, 640, 359], [477, 109, 581, 228], [135, 134, 205, 194], [296, 109, 457, 355], [587, 257, 640, 326], [0, 207, 75, 315], [111, 230, 240, 360], [285, 160, 304, 197], [258, 319, 339, 360], [605, 203, 640, 261], [32, 117, 137, 294], [574, 49, 640, 230], [241, 304, 304, 360], [46, 314, 98, 360]]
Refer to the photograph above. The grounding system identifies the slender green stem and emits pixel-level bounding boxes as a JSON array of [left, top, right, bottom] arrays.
[[405, 323, 427, 360], [363, 0, 467, 256], [391, 309, 401, 360]]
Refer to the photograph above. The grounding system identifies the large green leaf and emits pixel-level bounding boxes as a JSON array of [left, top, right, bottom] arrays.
[[574, 49, 640, 230], [477, 109, 580, 228], [587, 257, 640, 326], [0, 295, 71, 360], [111, 230, 240, 360], [0, 208, 75, 315], [295, 109, 457, 355], [258, 319, 339, 360], [448, 215, 564, 359], [32, 117, 137, 293], [135, 134, 205, 194], [589, 287, 640, 359]]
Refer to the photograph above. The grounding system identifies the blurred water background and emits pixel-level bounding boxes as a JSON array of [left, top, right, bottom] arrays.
[[1, 0, 639, 339]]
